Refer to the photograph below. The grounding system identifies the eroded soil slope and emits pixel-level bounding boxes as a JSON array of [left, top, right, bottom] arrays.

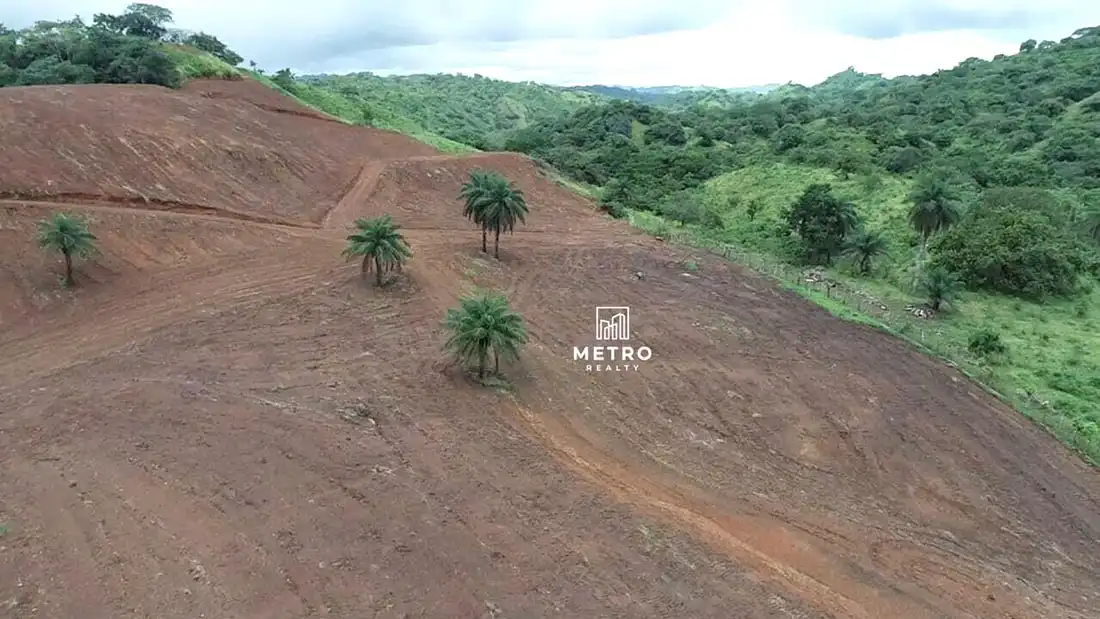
[[1, 81, 1098, 619], [0, 80, 437, 225]]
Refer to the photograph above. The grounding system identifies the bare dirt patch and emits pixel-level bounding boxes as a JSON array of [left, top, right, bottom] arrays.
[[0, 80, 436, 226], [1, 79, 1097, 619]]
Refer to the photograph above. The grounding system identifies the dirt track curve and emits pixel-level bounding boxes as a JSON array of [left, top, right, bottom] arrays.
[[1, 79, 1098, 619]]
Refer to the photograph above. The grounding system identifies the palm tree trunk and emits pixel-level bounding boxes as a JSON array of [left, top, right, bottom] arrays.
[[481, 227, 487, 253], [477, 352, 486, 378], [361, 255, 369, 276], [494, 228, 501, 259], [63, 251, 73, 287], [860, 255, 869, 274], [911, 235, 929, 289], [374, 255, 383, 287], [494, 348, 499, 375]]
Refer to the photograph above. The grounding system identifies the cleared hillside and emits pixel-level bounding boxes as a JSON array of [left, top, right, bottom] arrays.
[[325, 152, 620, 233], [0, 78, 1098, 619], [0, 79, 437, 226]]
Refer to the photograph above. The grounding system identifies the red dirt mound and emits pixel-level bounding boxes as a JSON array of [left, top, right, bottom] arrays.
[[0, 80, 437, 226]]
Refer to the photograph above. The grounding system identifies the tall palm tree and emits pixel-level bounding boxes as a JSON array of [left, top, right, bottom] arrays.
[[457, 170, 529, 259], [442, 290, 528, 378], [844, 228, 887, 275], [342, 214, 412, 287], [37, 212, 98, 287], [458, 169, 493, 253], [908, 176, 962, 259]]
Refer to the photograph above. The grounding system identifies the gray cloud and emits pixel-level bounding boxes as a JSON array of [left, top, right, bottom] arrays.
[[258, 0, 735, 68], [2, 0, 1098, 85], [0, 0, 735, 69], [839, 5, 1038, 39], [791, 0, 1098, 41]]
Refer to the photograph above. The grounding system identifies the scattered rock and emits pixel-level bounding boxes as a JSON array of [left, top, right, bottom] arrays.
[[905, 304, 937, 319]]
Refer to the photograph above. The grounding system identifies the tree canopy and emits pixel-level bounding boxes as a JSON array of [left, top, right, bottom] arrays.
[[0, 3, 244, 89], [37, 212, 98, 287], [442, 290, 528, 379], [342, 215, 413, 287]]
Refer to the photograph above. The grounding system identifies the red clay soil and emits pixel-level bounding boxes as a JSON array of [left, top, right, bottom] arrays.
[[1, 80, 1099, 619], [0, 79, 436, 226]]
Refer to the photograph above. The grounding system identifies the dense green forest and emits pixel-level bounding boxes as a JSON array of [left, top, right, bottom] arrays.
[[298, 72, 602, 149], [560, 84, 780, 106], [4, 5, 1100, 463], [0, 3, 243, 88]]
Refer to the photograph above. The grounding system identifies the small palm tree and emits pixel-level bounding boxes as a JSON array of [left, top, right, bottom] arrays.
[[342, 214, 412, 287], [442, 290, 528, 378], [844, 229, 887, 275], [457, 170, 528, 259], [919, 266, 960, 312], [908, 176, 962, 258], [37, 212, 98, 287]]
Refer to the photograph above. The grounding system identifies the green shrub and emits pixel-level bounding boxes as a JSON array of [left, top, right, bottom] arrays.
[[930, 188, 1091, 299], [968, 328, 1007, 357], [656, 190, 723, 229]]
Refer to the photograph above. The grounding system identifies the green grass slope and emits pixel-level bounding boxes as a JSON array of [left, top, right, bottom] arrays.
[[654, 163, 1100, 464], [300, 72, 602, 149], [161, 44, 243, 81], [242, 70, 476, 153]]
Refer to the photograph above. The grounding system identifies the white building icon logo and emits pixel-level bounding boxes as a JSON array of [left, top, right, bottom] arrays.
[[596, 306, 630, 341]]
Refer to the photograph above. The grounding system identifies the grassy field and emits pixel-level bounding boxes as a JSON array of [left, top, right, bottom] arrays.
[[625, 163, 1100, 466], [162, 45, 243, 82]]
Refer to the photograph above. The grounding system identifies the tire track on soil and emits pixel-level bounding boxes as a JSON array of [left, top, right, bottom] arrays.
[[506, 400, 966, 619], [0, 254, 330, 391], [0, 196, 318, 229], [321, 160, 390, 230]]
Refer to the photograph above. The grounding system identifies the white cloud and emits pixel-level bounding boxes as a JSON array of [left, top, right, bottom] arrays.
[[2, 0, 1098, 87]]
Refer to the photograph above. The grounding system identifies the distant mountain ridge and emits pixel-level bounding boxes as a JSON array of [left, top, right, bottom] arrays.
[[566, 83, 780, 104]]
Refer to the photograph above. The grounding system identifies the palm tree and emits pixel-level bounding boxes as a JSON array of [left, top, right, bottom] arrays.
[[442, 290, 528, 378], [908, 176, 962, 259], [919, 266, 960, 312], [837, 200, 861, 238], [458, 170, 529, 259], [37, 212, 98, 287], [342, 214, 412, 287], [458, 169, 492, 253], [844, 229, 887, 275]]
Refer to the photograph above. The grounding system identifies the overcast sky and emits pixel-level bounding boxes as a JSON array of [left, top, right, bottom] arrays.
[[3, 0, 1098, 87]]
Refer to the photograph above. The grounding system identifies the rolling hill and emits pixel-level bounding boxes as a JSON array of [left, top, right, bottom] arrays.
[[2, 73, 1099, 619], [1, 6, 1099, 619], [484, 25, 1100, 465]]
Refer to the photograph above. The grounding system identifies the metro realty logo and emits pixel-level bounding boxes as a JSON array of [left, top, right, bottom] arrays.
[[573, 306, 653, 372]]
